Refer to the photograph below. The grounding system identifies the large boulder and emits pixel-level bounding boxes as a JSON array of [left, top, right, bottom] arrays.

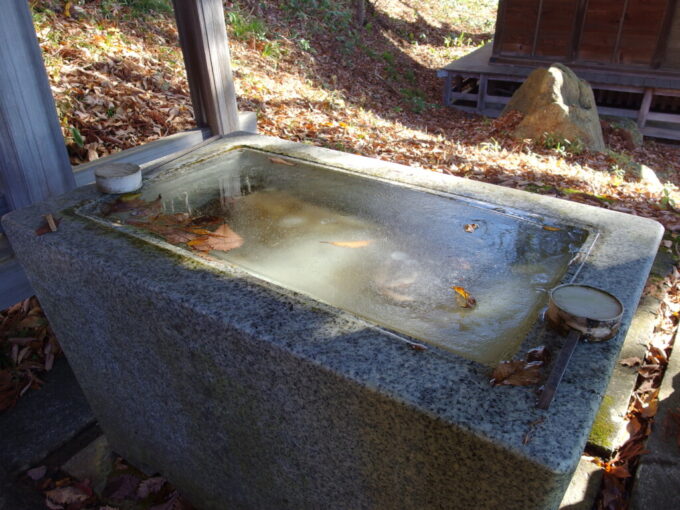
[[502, 63, 606, 152]]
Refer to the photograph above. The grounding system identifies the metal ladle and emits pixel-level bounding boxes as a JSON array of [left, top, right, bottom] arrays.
[[536, 284, 624, 410]]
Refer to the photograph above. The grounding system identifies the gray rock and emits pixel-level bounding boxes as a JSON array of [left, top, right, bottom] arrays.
[[502, 63, 606, 152], [636, 164, 663, 188], [61, 435, 114, 495]]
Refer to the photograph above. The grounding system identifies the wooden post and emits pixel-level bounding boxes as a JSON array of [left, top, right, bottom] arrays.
[[637, 88, 654, 129], [477, 75, 488, 114], [172, 0, 240, 135], [0, 1, 75, 211]]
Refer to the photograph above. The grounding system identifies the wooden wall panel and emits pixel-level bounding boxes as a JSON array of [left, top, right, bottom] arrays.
[[496, 0, 541, 56], [534, 0, 579, 58], [663, 1, 680, 68], [617, 0, 669, 65], [578, 0, 625, 63]]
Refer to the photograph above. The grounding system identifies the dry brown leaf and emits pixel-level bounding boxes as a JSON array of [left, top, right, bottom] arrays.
[[137, 476, 166, 499], [321, 240, 373, 248], [45, 486, 89, 505], [36, 216, 61, 236], [526, 346, 550, 364], [620, 356, 642, 367], [490, 360, 543, 386], [463, 223, 479, 233]]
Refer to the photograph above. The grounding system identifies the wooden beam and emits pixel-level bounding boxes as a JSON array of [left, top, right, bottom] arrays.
[[0, 1, 75, 211], [491, 0, 508, 58], [530, 0, 545, 57], [569, 0, 589, 61], [652, 0, 678, 69], [172, 0, 239, 135], [73, 128, 212, 187], [612, 0, 631, 64]]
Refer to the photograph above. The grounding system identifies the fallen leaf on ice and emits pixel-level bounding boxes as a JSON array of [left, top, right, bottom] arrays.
[[463, 223, 479, 232], [269, 157, 295, 166], [321, 240, 373, 248], [452, 286, 476, 308]]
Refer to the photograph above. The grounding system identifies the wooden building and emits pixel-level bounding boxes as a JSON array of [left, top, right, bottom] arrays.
[[439, 0, 680, 140]]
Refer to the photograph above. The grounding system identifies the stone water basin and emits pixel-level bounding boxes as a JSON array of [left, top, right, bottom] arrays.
[[2, 133, 663, 509]]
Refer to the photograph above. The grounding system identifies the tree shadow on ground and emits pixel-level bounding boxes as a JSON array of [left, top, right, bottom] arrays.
[[245, 0, 493, 135]]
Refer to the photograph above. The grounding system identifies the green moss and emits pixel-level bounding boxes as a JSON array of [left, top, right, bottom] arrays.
[[588, 395, 618, 451]]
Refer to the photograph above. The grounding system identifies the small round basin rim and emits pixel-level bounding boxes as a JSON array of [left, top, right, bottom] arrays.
[[549, 283, 624, 323]]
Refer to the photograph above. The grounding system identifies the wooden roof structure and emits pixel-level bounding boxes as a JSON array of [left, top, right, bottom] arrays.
[[0, 1, 243, 308]]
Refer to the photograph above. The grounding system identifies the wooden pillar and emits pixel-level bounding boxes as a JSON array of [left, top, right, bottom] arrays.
[[0, 1, 75, 211], [173, 0, 240, 136]]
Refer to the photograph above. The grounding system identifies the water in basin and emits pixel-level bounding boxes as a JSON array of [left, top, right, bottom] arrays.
[[99, 148, 586, 364]]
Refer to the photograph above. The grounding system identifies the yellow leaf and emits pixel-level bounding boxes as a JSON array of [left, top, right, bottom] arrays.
[[452, 286, 476, 308], [543, 226, 561, 231], [321, 240, 373, 248]]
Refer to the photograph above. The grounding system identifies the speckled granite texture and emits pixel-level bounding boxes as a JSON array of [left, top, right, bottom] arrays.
[[2, 134, 663, 510]]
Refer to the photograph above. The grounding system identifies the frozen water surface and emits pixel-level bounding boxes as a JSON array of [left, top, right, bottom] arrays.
[[100, 148, 586, 364]]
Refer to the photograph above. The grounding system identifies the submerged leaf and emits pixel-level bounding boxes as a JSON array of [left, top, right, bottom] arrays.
[[188, 223, 244, 253], [542, 225, 561, 232], [321, 240, 373, 248]]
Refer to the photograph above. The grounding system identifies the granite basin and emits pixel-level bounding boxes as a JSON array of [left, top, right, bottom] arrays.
[[2, 133, 663, 510]]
